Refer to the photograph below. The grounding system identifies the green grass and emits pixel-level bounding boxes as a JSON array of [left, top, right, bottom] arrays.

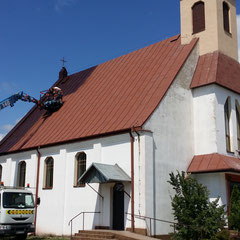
[[28, 237, 69, 240], [3, 237, 69, 240]]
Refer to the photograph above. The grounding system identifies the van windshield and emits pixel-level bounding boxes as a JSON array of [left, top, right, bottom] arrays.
[[3, 192, 34, 209]]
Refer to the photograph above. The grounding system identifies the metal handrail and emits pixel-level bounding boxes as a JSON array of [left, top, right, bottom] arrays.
[[125, 212, 177, 236], [68, 211, 100, 239]]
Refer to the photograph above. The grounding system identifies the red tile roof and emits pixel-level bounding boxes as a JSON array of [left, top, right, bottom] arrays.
[[188, 153, 240, 173], [191, 51, 240, 93], [0, 35, 198, 154]]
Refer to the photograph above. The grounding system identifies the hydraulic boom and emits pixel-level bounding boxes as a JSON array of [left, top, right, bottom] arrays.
[[0, 92, 37, 111], [0, 87, 63, 112]]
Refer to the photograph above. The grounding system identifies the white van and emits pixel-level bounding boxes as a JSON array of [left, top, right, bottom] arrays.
[[0, 187, 36, 239]]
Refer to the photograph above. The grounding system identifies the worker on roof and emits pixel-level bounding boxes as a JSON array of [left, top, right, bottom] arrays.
[[41, 86, 63, 112]]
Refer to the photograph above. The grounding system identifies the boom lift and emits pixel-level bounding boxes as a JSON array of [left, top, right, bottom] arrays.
[[0, 87, 63, 112]]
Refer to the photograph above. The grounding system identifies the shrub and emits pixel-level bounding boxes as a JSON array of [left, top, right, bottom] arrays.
[[168, 171, 225, 240], [229, 185, 240, 232]]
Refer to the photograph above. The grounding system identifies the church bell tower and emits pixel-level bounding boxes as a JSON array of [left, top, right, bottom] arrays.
[[180, 0, 238, 61]]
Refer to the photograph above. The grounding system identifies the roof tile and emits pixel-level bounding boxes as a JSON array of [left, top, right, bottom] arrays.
[[191, 52, 240, 91], [0, 36, 198, 154], [188, 153, 240, 173]]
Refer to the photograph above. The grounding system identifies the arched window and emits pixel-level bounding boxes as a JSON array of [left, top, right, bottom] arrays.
[[44, 157, 54, 189], [192, 1, 205, 34], [224, 97, 231, 152], [223, 2, 230, 33], [236, 101, 240, 150], [17, 161, 26, 187], [0, 165, 2, 183], [74, 152, 86, 187]]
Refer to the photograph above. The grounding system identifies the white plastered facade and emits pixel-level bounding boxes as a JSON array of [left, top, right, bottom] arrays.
[[1, 41, 239, 236], [0, 0, 240, 236]]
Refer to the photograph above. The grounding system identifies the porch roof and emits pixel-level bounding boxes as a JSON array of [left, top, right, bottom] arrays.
[[188, 153, 240, 174], [78, 163, 131, 184]]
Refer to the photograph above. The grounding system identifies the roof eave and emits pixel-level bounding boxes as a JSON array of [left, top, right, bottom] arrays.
[[0, 126, 145, 156]]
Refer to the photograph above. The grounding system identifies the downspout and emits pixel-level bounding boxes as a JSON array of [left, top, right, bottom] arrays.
[[129, 131, 135, 232], [34, 146, 41, 233]]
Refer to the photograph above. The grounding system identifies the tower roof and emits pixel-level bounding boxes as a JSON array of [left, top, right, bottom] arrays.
[[191, 51, 240, 92]]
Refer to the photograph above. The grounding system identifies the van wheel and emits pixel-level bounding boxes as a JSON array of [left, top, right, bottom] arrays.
[[15, 233, 27, 240]]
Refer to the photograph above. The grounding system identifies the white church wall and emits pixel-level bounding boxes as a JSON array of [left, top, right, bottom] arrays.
[[215, 85, 240, 156], [143, 45, 198, 235], [192, 85, 218, 155], [35, 133, 133, 235], [0, 150, 37, 193], [193, 172, 228, 209], [192, 84, 240, 157], [0, 130, 148, 236]]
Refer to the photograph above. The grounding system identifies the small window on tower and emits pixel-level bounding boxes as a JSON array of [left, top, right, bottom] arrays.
[[192, 1, 205, 34], [223, 2, 230, 33]]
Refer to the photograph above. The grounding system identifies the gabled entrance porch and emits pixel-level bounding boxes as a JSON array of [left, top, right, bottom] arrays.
[[78, 163, 131, 231]]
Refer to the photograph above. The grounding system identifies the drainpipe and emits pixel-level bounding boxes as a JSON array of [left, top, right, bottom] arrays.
[[129, 132, 135, 232], [34, 146, 41, 233]]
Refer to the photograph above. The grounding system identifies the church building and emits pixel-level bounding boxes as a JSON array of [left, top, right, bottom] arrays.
[[0, 0, 239, 237]]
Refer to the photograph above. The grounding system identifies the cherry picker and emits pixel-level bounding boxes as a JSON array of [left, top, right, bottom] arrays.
[[0, 87, 63, 112]]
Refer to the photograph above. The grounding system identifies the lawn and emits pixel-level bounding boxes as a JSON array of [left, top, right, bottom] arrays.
[[3, 237, 69, 240], [28, 237, 69, 240]]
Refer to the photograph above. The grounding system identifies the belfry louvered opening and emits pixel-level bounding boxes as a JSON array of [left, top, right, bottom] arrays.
[[223, 2, 230, 33], [192, 1, 205, 34]]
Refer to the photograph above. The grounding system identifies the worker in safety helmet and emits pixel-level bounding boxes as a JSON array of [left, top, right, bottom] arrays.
[[41, 86, 63, 111]]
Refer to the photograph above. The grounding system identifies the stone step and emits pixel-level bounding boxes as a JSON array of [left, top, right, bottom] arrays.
[[78, 230, 115, 235], [72, 237, 118, 240], [75, 232, 115, 238]]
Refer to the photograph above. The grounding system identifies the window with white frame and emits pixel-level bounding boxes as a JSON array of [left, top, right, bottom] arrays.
[[74, 152, 86, 187], [0, 165, 2, 183], [224, 97, 231, 152], [17, 161, 26, 187], [44, 157, 54, 189], [236, 100, 240, 150]]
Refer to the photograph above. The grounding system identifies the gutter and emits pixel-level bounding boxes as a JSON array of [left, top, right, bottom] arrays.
[[129, 127, 150, 232], [34, 146, 41, 234], [0, 128, 134, 157], [129, 131, 135, 232]]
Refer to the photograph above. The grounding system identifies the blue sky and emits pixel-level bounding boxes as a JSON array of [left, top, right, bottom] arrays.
[[0, 0, 240, 140]]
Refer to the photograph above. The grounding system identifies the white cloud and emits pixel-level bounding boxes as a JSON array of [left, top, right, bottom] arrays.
[[237, 15, 240, 62], [1, 124, 14, 132], [0, 81, 17, 95], [0, 118, 21, 142], [0, 124, 14, 142], [0, 133, 5, 141], [54, 0, 76, 13]]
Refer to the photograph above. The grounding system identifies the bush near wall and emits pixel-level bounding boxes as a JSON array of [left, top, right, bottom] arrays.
[[168, 171, 225, 240], [229, 185, 240, 232]]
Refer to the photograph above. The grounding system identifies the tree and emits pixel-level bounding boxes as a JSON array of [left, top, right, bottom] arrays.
[[168, 171, 225, 240], [229, 184, 240, 231]]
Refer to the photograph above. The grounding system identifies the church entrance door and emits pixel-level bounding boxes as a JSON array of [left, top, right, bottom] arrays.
[[112, 182, 124, 230]]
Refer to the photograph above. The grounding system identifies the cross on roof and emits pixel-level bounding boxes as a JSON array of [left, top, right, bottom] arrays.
[[60, 57, 67, 67]]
